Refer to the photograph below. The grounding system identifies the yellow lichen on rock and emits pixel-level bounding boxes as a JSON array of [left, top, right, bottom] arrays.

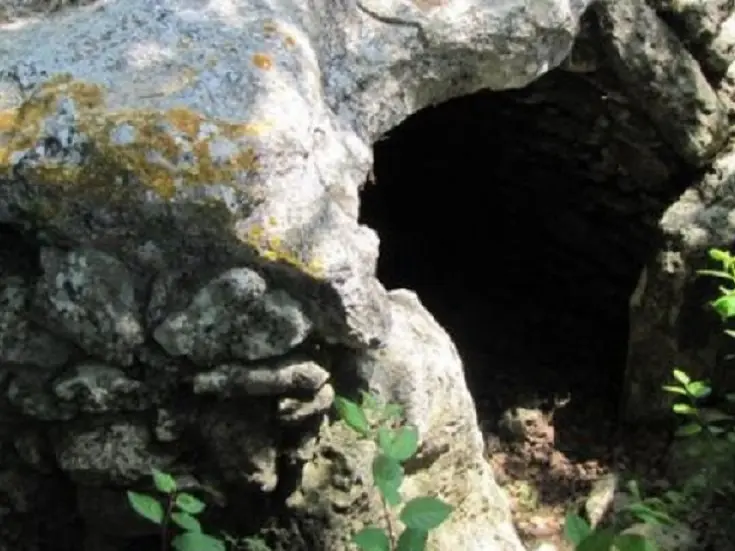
[[243, 221, 325, 278], [0, 74, 269, 201]]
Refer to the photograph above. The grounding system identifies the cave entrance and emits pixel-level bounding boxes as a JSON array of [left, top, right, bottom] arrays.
[[359, 69, 689, 449]]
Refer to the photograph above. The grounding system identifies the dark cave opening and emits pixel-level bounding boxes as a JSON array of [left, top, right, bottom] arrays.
[[358, 70, 692, 452]]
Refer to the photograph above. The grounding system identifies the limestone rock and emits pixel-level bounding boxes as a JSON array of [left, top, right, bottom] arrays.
[[278, 383, 335, 424], [7, 370, 76, 421], [153, 407, 187, 442], [153, 267, 313, 364], [623, 143, 735, 421], [650, 0, 735, 75], [0, 276, 73, 369], [0, 0, 589, 350], [52, 419, 172, 485], [0, 0, 632, 547], [198, 403, 279, 492], [52, 361, 147, 413], [32, 248, 144, 366], [193, 357, 330, 397], [594, 0, 728, 166], [584, 473, 619, 528], [499, 407, 551, 443], [316, 290, 525, 551]]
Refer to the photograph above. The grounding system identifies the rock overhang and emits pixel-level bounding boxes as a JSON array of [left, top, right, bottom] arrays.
[[0, 0, 593, 349]]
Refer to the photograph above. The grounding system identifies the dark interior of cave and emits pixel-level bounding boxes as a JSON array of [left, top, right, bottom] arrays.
[[358, 69, 693, 454]]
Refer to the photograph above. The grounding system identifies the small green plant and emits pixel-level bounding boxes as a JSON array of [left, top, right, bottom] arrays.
[[663, 369, 735, 439], [698, 247, 735, 334], [127, 468, 226, 551], [650, 248, 735, 532], [563, 479, 668, 551], [663, 247, 735, 446], [334, 391, 454, 551]]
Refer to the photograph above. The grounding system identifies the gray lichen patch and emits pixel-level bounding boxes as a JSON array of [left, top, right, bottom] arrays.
[[52, 361, 148, 414], [32, 247, 144, 366], [153, 267, 313, 365], [52, 418, 173, 485]]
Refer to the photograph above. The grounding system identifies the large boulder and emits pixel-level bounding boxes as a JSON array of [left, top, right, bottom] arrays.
[[601, 0, 735, 422], [0, 0, 592, 549]]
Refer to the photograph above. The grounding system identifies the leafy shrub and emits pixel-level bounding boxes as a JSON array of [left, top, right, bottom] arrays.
[[563, 479, 665, 551], [563, 247, 735, 550], [334, 391, 454, 551], [127, 469, 226, 551]]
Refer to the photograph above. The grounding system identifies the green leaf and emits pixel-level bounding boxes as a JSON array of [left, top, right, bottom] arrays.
[[675, 423, 702, 437], [352, 526, 391, 551], [171, 532, 226, 551], [563, 512, 591, 545], [727, 393, 735, 403], [696, 269, 733, 281], [613, 533, 658, 551], [395, 528, 428, 551], [662, 385, 687, 396], [725, 330, 735, 339], [377, 427, 394, 452], [577, 528, 616, 551], [334, 396, 370, 436], [700, 408, 735, 423], [684, 381, 711, 399], [381, 484, 402, 507], [379, 426, 419, 462], [626, 480, 641, 500], [171, 512, 202, 533], [708, 248, 730, 263], [359, 391, 380, 411], [672, 403, 697, 416], [399, 496, 453, 531], [672, 370, 690, 386], [712, 295, 735, 319], [151, 469, 177, 494], [175, 492, 206, 515], [380, 403, 404, 423], [126, 491, 164, 525], [625, 503, 671, 525], [372, 455, 403, 506], [708, 425, 726, 435]]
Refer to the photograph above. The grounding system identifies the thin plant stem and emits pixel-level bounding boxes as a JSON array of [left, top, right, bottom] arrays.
[[381, 494, 396, 550], [161, 493, 175, 551]]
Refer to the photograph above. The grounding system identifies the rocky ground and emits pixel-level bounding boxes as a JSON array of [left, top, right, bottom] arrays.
[[469, 358, 732, 551], [477, 392, 669, 550], [442, 294, 712, 551]]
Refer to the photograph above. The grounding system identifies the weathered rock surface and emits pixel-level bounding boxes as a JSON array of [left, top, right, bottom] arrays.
[[291, 290, 523, 550], [594, 0, 727, 166], [3, 0, 735, 547], [0, 0, 597, 548]]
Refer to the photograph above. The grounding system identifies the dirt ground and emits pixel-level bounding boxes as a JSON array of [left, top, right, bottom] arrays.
[[454, 323, 678, 551], [476, 392, 673, 550]]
